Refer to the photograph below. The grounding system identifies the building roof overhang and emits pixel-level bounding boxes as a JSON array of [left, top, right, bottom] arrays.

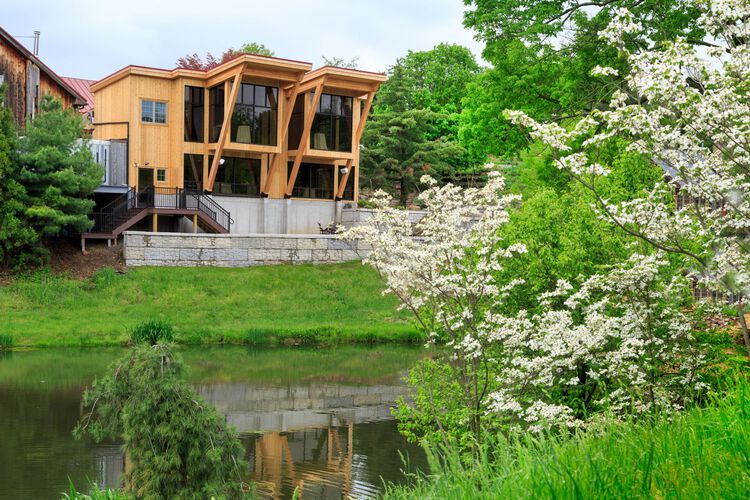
[[91, 53, 313, 92], [286, 66, 387, 98]]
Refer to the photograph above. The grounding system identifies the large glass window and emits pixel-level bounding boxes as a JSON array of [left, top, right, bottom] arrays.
[[287, 95, 305, 149], [209, 156, 262, 196], [184, 86, 204, 142], [231, 83, 278, 146], [183, 154, 204, 190], [288, 162, 334, 199], [209, 84, 224, 142], [310, 93, 352, 152], [342, 166, 355, 200], [141, 100, 167, 124]]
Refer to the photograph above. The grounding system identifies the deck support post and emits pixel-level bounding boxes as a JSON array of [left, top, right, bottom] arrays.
[[284, 199, 291, 234], [192, 214, 198, 233], [152, 213, 158, 233], [80, 236, 86, 254], [261, 197, 268, 234]]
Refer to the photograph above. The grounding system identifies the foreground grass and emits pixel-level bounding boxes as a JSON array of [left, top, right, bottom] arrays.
[[386, 380, 750, 499], [0, 262, 420, 347]]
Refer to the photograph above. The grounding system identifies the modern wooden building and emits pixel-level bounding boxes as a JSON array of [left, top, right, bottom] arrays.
[[0, 26, 85, 129], [89, 54, 385, 236]]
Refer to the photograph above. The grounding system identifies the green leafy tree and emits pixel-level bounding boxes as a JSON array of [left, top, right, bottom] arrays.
[[238, 42, 274, 57], [498, 137, 663, 311], [459, 0, 705, 161], [75, 344, 247, 499], [361, 44, 481, 202], [376, 43, 480, 117], [322, 55, 359, 68]]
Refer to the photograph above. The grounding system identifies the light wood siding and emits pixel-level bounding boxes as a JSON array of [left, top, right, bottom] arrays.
[[92, 59, 384, 201]]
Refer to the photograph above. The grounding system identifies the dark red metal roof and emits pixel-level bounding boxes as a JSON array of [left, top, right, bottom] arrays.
[[61, 76, 95, 113]]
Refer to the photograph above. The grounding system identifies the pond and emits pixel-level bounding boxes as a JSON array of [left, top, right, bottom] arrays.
[[0, 345, 431, 499]]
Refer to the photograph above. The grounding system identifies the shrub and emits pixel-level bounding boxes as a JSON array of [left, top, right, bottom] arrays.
[[75, 344, 248, 498], [357, 199, 377, 209], [129, 319, 174, 345]]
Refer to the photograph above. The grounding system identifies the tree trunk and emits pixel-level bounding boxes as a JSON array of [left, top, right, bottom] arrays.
[[736, 302, 750, 357]]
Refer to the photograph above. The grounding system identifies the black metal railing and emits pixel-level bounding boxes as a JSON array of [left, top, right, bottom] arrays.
[[90, 186, 231, 234], [90, 188, 138, 234]]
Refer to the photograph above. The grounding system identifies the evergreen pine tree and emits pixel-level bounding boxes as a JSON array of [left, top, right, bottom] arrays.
[[4, 95, 102, 266]]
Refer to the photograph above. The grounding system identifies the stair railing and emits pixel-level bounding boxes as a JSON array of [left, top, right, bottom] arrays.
[[89, 186, 231, 234]]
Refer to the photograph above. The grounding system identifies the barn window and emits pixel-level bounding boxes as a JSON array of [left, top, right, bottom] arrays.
[[141, 100, 167, 124]]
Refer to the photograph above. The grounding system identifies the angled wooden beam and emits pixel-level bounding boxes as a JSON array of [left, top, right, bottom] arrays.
[[263, 78, 302, 194], [285, 79, 326, 197], [335, 159, 354, 199], [283, 74, 325, 98], [355, 90, 376, 144], [336, 91, 375, 199], [187, 153, 202, 190], [205, 67, 244, 192]]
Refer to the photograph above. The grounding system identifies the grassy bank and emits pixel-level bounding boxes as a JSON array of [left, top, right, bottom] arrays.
[[0, 262, 420, 347], [385, 380, 750, 499]]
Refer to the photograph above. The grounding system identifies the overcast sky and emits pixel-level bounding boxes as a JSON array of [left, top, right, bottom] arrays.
[[3, 0, 484, 81]]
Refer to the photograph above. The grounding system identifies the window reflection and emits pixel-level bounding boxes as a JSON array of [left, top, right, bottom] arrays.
[[288, 162, 334, 199], [310, 93, 352, 152], [232, 83, 278, 146], [209, 155, 261, 196], [184, 86, 204, 142]]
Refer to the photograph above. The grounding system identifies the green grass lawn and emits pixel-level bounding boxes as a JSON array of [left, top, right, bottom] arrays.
[[0, 262, 420, 347]]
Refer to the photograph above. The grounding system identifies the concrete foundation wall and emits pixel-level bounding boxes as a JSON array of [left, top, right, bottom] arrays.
[[124, 231, 367, 267], [212, 196, 339, 234], [340, 207, 426, 229]]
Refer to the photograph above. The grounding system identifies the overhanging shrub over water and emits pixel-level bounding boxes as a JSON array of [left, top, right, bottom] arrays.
[[75, 344, 248, 498]]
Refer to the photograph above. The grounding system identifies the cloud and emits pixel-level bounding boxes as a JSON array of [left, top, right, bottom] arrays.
[[3, 0, 483, 80]]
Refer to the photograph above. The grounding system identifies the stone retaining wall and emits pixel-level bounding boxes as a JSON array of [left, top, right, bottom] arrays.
[[123, 231, 368, 267]]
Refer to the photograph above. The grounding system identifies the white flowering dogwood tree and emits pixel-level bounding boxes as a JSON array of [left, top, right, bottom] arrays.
[[341, 170, 527, 442], [341, 172, 708, 440], [488, 253, 708, 431], [506, 0, 750, 355], [340, 0, 741, 441]]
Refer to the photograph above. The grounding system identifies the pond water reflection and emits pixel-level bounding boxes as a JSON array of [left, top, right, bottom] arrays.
[[0, 345, 430, 499]]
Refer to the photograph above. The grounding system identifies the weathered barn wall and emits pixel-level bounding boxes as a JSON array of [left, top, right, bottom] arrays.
[[0, 36, 29, 128], [0, 33, 77, 129]]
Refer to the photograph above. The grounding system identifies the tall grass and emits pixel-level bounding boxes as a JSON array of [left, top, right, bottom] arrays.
[[385, 379, 750, 499], [129, 319, 175, 345], [0, 334, 12, 349], [61, 479, 129, 500]]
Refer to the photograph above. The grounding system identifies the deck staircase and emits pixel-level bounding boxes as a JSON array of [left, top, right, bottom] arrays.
[[83, 186, 232, 240]]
